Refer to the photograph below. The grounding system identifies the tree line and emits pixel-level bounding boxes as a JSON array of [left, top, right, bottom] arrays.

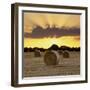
[[24, 44, 80, 52]]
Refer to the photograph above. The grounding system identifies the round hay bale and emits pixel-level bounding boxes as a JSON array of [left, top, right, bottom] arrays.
[[58, 50, 63, 55], [63, 51, 70, 58], [44, 50, 59, 65], [34, 50, 41, 57]]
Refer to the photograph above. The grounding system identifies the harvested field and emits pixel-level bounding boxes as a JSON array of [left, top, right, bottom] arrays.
[[23, 51, 80, 77]]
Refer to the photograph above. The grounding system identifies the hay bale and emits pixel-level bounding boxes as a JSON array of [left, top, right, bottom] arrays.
[[58, 50, 63, 55], [44, 50, 59, 65], [63, 51, 70, 58], [34, 50, 41, 57]]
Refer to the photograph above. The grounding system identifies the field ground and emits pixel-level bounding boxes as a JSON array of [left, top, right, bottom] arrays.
[[23, 51, 80, 77]]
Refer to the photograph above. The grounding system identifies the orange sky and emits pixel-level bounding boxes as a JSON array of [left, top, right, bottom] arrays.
[[24, 12, 80, 48]]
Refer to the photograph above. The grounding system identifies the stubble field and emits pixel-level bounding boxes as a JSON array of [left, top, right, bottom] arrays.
[[23, 51, 80, 77]]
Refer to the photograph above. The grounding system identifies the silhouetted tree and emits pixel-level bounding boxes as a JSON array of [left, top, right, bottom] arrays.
[[48, 44, 59, 51], [28, 48, 34, 52], [24, 47, 28, 52]]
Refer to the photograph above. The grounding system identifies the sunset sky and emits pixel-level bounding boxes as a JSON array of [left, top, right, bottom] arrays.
[[24, 12, 80, 49]]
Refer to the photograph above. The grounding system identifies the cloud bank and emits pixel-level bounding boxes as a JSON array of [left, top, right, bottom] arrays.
[[24, 26, 80, 38]]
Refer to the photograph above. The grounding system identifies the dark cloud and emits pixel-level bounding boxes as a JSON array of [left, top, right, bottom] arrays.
[[24, 26, 80, 38]]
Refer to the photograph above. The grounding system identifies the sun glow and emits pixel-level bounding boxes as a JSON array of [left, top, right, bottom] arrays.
[[50, 37, 57, 45], [24, 13, 80, 33], [24, 36, 80, 49], [24, 12, 80, 48]]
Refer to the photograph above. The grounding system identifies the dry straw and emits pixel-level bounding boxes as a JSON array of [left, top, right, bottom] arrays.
[[44, 50, 59, 65], [63, 51, 70, 58], [34, 50, 41, 57], [58, 50, 63, 55]]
